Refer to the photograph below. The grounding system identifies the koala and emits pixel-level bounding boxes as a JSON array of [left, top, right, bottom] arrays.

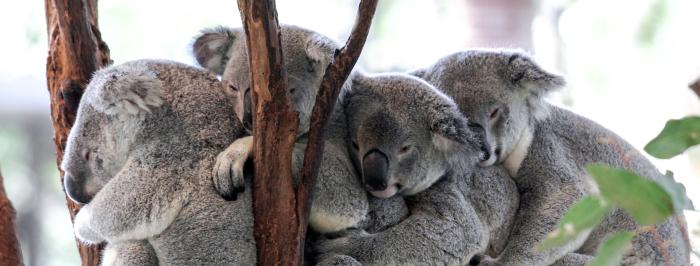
[[314, 72, 523, 265], [193, 25, 409, 243], [61, 60, 256, 265], [411, 49, 690, 265]]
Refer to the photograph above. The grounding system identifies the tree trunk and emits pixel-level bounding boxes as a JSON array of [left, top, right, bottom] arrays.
[[237, 0, 377, 264], [0, 170, 22, 266], [45, 0, 111, 265]]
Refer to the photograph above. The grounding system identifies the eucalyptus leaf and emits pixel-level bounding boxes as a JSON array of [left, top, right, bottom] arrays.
[[539, 195, 611, 250], [645, 116, 700, 159], [587, 164, 674, 225], [590, 231, 635, 266]]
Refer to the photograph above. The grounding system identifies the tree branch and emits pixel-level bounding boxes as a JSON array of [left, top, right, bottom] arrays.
[[690, 77, 700, 99], [296, 0, 378, 254], [237, 0, 378, 264], [45, 0, 111, 264], [0, 169, 22, 266], [237, 0, 301, 265]]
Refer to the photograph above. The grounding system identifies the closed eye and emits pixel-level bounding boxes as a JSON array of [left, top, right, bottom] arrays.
[[227, 84, 239, 92], [400, 145, 412, 154], [489, 108, 500, 120]]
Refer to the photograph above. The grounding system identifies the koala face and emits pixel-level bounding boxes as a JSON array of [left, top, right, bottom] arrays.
[[61, 106, 130, 205], [344, 74, 483, 198], [414, 50, 565, 166], [193, 25, 336, 134], [61, 63, 163, 205]]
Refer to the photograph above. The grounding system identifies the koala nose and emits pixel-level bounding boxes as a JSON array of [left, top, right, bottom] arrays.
[[64, 174, 93, 205], [362, 149, 389, 191]]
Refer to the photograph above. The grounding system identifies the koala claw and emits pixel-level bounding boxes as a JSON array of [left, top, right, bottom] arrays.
[[74, 206, 105, 244], [212, 136, 253, 200]]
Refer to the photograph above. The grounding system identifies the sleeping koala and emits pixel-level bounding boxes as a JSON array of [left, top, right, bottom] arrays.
[[316, 72, 521, 265], [193, 25, 408, 238], [412, 49, 690, 265], [61, 60, 256, 265]]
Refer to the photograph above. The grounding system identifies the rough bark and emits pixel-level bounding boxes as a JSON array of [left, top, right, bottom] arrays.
[[237, 1, 300, 265], [0, 170, 22, 266], [45, 0, 111, 265], [296, 0, 378, 255], [237, 0, 378, 264]]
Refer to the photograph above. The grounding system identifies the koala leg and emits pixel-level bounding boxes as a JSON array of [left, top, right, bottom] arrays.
[[102, 240, 158, 266], [212, 136, 253, 199], [316, 183, 487, 265], [78, 160, 189, 243]]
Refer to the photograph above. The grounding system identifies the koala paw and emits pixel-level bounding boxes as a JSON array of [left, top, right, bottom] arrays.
[[470, 255, 498, 266], [315, 228, 368, 255], [315, 254, 362, 266], [212, 136, 253, 200], [74, 206, 105, 244]]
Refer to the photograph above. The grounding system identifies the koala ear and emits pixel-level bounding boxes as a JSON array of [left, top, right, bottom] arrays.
[[429, 103, 481, 156], [192, 26, 237, 75], [305, 35, 336, 73], [90, 65, 164, 116], [507, 53, 566, 97]]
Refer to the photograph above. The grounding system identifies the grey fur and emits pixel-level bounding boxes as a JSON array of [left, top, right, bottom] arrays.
[[412, 49, 690, 266], [193, 25, 408, 241], [62, 60, 255, 265], [316, 73, 520, 265]]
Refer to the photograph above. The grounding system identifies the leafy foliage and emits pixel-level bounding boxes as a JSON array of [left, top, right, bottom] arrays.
[[539, 195, 610, 250], [589, 231, 635, 266], [588, 164, 677, 225], [645, 116, 700, 159]]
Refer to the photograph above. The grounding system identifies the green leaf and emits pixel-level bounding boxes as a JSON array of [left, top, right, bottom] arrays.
[[587, 164, 674, 225], [539, 195, 611, 250], [645, 116, 700, 159], [590, 231, 635, 266], [656, 171, 695, 211]]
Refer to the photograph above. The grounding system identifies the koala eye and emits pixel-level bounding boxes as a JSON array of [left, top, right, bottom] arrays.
[[227, 83, 239, 92], [82, 150, 91, 161], [489, 108, 500, 120], [400, 145, 412, 154], [290, 88, 296, 94], [352, 141, 359, 150]]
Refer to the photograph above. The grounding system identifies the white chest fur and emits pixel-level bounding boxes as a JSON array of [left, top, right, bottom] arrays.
[[503, 128, 533, 177]]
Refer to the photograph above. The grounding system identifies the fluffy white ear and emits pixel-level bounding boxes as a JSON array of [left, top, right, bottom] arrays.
[[192, 26, 237, 75], [305, 34, 336, 73], [507, 53, 566, 96], [90, 64, 163, 116]]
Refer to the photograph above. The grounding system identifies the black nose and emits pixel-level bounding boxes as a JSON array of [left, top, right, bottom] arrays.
[[64, 174, 92, 205], [362, 149, 389, 191]]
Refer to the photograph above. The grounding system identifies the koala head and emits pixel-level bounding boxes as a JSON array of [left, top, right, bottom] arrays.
[[344, 73, 484, 198], [412, 49, 565, 167], [61, 63, 162, 205], [61, 60, 241, 205], [193, 25, 338, 135]]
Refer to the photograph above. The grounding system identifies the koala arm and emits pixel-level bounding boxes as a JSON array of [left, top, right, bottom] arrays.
[[308, 142, 369, 234], [212, 136, 253, 199], [316, 180, 487, 265], [74, 159, 190, 244], [483, 170, 589, 266]]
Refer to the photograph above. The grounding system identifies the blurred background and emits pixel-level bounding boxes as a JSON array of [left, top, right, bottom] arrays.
[[1, 0, 699, 264]]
